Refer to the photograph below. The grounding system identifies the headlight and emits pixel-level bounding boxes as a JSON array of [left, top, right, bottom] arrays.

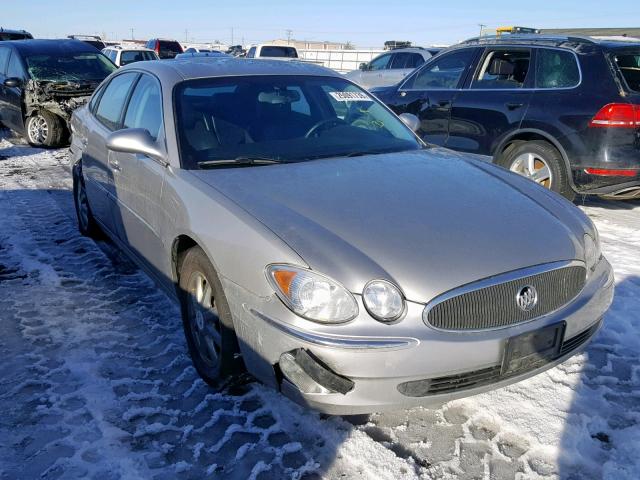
[[266, 265, 358, 324], [362, 279, 405, 322], [584, 232, 601, 273]]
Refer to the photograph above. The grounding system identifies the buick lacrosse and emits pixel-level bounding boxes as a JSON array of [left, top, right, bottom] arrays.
[[69, 58, 614, 414]]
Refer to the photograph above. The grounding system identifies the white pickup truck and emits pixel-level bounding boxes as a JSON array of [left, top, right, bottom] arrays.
[[245, 44, 300, 60]]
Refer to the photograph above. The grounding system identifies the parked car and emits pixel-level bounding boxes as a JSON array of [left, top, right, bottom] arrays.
[[183, 47, 213, 53], [67, 35, 107, 50], [145, 38, 183, 59], [0, 39, 116, 146], [245, 44, 299, 59], [69, 58, 613, 414], [372, 35, 640, 200], [226, 45, 246, 57], [345, 48, 434, 89], [102, 45, 159, 67], [0, 28, 33, 41], [175, 51, 230, 60]]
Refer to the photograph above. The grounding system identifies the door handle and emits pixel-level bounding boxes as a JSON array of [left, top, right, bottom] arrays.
[[506, 102, 524, 110]]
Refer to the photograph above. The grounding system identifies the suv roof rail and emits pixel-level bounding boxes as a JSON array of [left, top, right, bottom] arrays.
[[461, 34, 599, 46]]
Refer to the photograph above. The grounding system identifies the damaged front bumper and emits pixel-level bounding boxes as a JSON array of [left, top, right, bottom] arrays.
[[224, 258, 614, 415], [24, 79, 96, 121]]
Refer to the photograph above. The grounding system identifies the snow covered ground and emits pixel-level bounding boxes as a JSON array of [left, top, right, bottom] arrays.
[[0, 132, 638, 480]]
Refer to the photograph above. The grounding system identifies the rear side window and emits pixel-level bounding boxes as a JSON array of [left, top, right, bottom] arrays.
[[95, 72, 138, 130], [120, 50, 156, 65], [260, 46, 297, 58], [406, 53, 426, 69], [404, 49, 475, 90], [535, 49, 580, 88], [472, 49, 531, 89], [159, 41, 182, 53], [613, 51, 640, 92], [369, 53, 392, 71], [123, 74, 163, 140]]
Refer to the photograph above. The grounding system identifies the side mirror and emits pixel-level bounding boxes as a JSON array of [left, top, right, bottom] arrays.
[[106, 128, 167, 165], [399, 113, 420, 132], [4, 77, 23, 88], [359, 62, 369, 71]]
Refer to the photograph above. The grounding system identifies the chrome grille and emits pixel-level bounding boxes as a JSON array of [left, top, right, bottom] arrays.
[[425, 265, 586, 331]]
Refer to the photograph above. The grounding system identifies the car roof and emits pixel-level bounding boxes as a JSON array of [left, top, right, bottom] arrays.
[[459, 34, 640, 50], [383, 47, 432, 56], [121, 57, 339, 80], [3, 39, 102, 54]]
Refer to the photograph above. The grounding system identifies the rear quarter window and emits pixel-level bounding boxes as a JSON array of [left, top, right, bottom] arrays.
[[535, 49, 580, 89], [613, 51, 640, 92]]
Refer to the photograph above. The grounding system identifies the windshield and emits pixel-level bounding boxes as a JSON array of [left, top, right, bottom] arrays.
[[613, 50, 640, 92], [25, 52, 116, 82], [175, 75, 421, 169]]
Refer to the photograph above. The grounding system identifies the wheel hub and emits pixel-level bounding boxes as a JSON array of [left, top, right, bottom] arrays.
[[509, 152, 553, 188], [28, 115, 48, 144]]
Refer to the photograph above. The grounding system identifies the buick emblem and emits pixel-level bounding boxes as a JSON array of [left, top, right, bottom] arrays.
[[516, 285, 538, 311]]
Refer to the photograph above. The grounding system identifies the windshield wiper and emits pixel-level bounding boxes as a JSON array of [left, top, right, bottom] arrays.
[[197, 156, 285, 169]]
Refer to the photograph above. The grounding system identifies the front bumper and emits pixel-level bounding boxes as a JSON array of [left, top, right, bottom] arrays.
[[227, 257, 614, 415]]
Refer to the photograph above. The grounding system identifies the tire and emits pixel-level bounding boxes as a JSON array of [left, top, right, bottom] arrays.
[[72, 163, 101, 238], [178, 246, 243, 387], [498, 140, 575, 201], [25, 110, 66, 148]]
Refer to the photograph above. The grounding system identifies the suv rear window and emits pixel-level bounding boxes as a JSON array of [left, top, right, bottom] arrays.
[[613, 51, 640, 92], [535, 49, 580, 88], [260, 46, 297, 58]]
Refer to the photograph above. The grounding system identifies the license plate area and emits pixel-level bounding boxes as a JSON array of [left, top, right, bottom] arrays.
[[501, 322, 566, 376]]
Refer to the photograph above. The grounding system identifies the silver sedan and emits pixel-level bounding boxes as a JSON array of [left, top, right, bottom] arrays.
[[69, 58, 614, 414]]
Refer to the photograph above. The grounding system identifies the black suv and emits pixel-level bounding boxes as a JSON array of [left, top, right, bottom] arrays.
[[373, 35, 640, 200], [0, 40, 116, 147]]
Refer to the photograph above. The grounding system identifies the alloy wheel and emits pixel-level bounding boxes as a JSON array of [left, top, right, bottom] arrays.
[[186, 271, 222, 369], [509, 152, 553, 188], [27, 115, 48, 145]]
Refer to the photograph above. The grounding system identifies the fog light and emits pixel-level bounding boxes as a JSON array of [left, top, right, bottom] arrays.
[[279, 352, 332, 394]]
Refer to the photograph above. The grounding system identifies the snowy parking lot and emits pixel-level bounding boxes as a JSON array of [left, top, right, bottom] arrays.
[[0, 132, 639, 480]]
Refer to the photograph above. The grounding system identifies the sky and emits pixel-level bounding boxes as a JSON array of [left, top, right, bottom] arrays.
[[3, 0, 639, 47]]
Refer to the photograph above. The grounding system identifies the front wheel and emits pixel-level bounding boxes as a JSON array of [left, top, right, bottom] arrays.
[[498, 140, 575, 201], [25, 110, 65, 147], [178, 246, 243, 387]]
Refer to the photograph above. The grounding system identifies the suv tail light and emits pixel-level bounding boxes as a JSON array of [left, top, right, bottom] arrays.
[[589, 103, 640, 128]]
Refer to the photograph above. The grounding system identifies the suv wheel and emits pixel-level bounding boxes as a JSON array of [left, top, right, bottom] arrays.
[[178, 246, 243, 387], [499, 140, 575, 201], [26, 110, 65, 147]]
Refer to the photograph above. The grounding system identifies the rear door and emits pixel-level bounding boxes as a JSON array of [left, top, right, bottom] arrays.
[[393, 47, 478, 146], [111, 73, 170, 282], [82, 72, 139, 235], [447, 47, 534, 155], [359, 52, 393, 89]]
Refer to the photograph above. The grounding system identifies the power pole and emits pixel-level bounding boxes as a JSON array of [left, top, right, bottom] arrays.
[[478, 24, 486, 37], [286, 29, 292, 45], [130, 28, 134, 40], [231, 27, 234, 46], [185, 29, 188, 43]]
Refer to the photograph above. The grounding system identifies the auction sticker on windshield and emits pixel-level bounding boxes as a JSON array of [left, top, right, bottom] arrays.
[[329, 91, 371, 102]]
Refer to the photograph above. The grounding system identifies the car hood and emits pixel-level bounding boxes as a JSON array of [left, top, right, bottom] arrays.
[[190, 149, 591, 304]]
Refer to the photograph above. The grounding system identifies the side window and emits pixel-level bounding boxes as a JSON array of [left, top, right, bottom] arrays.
[[6, 52, 25, 79], [390, 52, 411, 69], [88, 83, 106, 112], [404, 49, 475, 90], [123, 74, 163, 140], [472, 49, 531, 89], [0, 48, 10, 75], [369, 53, 392, 71], [406, 53, 426, 69], [536, 49, 580, 88], [94, 72, 138, 130], [246, 47, 256, 58], [287, 86, 311, 116]]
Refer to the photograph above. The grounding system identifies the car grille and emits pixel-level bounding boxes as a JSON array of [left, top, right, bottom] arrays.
[[397, 319, 601, 397], [425, 265, 586, 331]]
